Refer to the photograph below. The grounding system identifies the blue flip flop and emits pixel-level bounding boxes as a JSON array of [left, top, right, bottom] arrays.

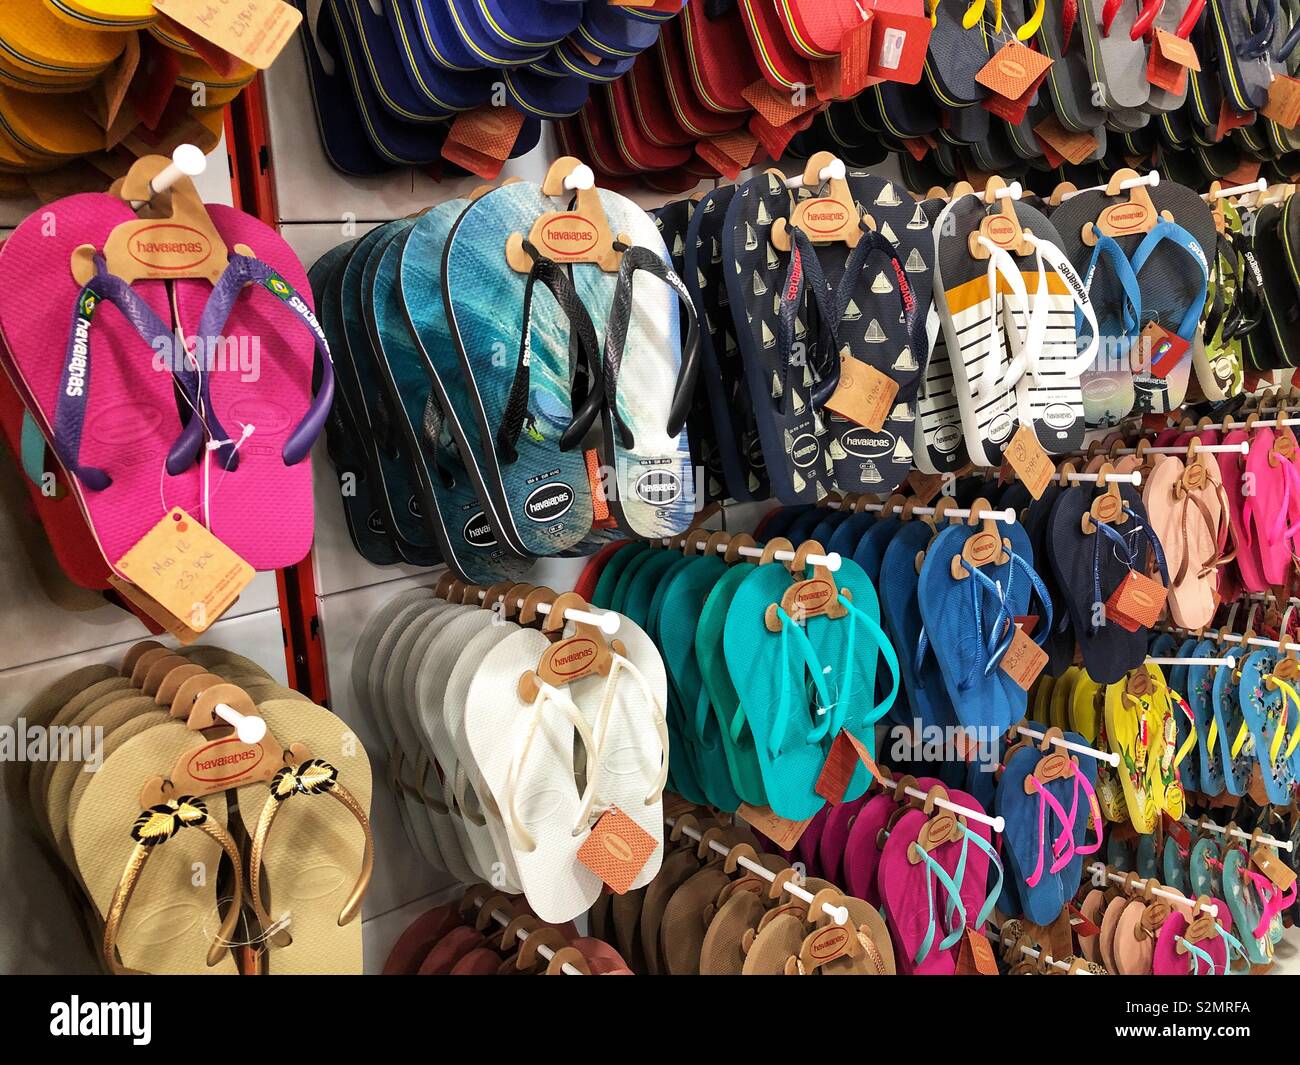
[[1186, 638, 1228, 795], [503, 67, 591, 118], [384, 0, 497, 110], [336, 0, 458, 121], [577, 0, 665, 59], [1212, 649, 1255, 796], [1237, 647, 1300, 805], [998, 743, 1069, 925]]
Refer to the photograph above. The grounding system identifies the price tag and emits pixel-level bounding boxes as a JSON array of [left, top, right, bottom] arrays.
[[151, 0, 301, 70], [1004, 422, 1053, 499], [737, 803, 814, 850], [1001, 622, 1048, 690], [824, 352, 899, 431], [1264, 75, 1300, 129], [1105, 571, 1168, 631], [1137, 321, 1190, 379], [1033, 114, 1100, 165], [576, 807, 658, 894], [441, 106, 525, 180]]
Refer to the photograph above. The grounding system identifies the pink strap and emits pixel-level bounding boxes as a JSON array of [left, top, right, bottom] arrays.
[[1026, 780, 1076, 887], [1241, 866, 1297, 940]]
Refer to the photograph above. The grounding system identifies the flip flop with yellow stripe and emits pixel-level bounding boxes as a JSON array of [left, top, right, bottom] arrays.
[[1, 0, 125, 75], [174, 53, 256, 107], [0, 86, 106, 158], [45, 0, 156, 30]]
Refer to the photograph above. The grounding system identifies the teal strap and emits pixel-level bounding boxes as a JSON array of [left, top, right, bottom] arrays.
[[1185, 937, 1216, 975], [948, 823, 1002, 933], [20, 411, 47, 487], [913, 842, 968, 965], [771, 607, 833, 759], [692, 687, 719, 751], [1219, 925, 1247, 974], [837, 593, 901, 732]]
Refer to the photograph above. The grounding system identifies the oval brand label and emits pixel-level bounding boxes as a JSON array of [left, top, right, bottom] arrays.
[[809, 926, 848, 961], [925, 812, 957, 845], [539, 214, 599, 258], [128, 223, 213, 272], [524, 482, 574, 523], [229, 398, 290, 434], [1100, 203, 1148, 233], [792, 578, 834, 614], [966, 531, 1000, 566], [933, 423, 961, 454], [1043, 402, 1075, 430], [986, 215, 1018, 246], [602, 831, 635, 863], [634, 468, 682, 506], [463, 511, 497, 548], [998, 57, 1027, 79], [989, 412, 1014, 442], [367, 510, 386, 535], [800, 198, 850, 235], [547, 636, 597, 678], [1040, 753, 1069, 779], [89, 402, 163, 445], [1082, 377, 1119, 400], [1093, 494, 1121, 523], [187, 736, 263, 784], [840, 427, 892, 458], [791, 432, 820, 468]]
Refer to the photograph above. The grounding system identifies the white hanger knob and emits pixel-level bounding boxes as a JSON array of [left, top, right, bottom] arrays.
[[564, 163, 595, 191], [214, 703, 267, 745]]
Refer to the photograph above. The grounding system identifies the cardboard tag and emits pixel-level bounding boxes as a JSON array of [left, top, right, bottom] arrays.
[[1105, 570, 1168, 631], [1000, 622, 1048, 690], [111, 508, 253, 637], [1215, 100, 1255, 141], [1263, 75, 1300, 129], [1004, 422, 1053, 499], [1156, 29, 1201, 71], [737, 803, 813, 850], [956, 929, 1000, 974], [1137, 321, 1190, 379], [1068, 903, 1102, 939], [864, 0, 931, 84], [151, 0, 301, 70], [1251, 846, 1298, 892], [1147, 45, 1188, 95], [976, 42, 1052, 123], [1163, 812, 1191, 850], [824, 352, 898, 431], [816, 729, 861, 803], [696, 131, 761, 181], [440, 106, 524, 180], [906, 469, 944, 504], [1224, 157, 1263, 186], [1033, 114, 1100, 165], [576, 807, 658, 894], [742, 79, 820, 128]]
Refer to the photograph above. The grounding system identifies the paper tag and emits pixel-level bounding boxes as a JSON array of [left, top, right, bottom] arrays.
[[1068, 904, 1102, 939], [151, 0, 301, 70], [1004, 422, 1053, 499], [1156, 29, 1201, 70], [956, 929, 1000, 974], [838, 13, 876, 95], [1033, 114, 1100, 165], [1000, 622, 1048, 690], [742, 79, 820, 127], [696, 131, 761, 181], [867, 1, 931, 85], [440, 106, 525, 180], [1105, 571, 1168, 632], [1137, 321, 1190, 379], [1147, 45, 1188, 95], [824, 352, 899, 431], [1263, 75, 1300, 129], [816, 729, 861, 803], [1251, 846, 1299, 892], [1215, 100, 1255, 141], [737, 803, 813, 850], [576, 807, 658, 894], [976, 41, 1053, 102], [906, 469, 944, 504], [1163, 812, 1191, 850], [112, 508, 253, 635]]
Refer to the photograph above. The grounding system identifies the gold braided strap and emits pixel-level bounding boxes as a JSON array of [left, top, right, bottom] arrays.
[[249, 759, 374, 949], [103, 796, 244, 975]]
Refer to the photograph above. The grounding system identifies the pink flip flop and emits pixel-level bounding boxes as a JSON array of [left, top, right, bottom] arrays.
[[817, 793, 869, 886], [1152, 907, 1230, 975], [382, 904, 464, 974], [170, 205, 332, 569], [0, 194, 204, 568], [1244, 427, 1300, 586], [842, 794, 895, 906], [1222, 427, 1269, 592]]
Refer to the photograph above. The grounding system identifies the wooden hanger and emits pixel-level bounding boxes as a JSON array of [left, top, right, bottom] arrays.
[[1081, 168, 1173, 247], [763, 539, 850, 631], [948, 496, 1011, 579], [517, 590, 626, 702], [969, 175, 1034, 259], [505, 157, 626, 273], [769, 151, 874, 252]]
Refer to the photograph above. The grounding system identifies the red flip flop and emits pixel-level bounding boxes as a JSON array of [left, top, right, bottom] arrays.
[[774, 0, 865, 59], [736, 0, 813, 90], [382, 904, 464, 974], [625, 53, 696, 147], [604, 81, 695, 170], [655, 18, 748, 135], [682, 1, 761, 114]]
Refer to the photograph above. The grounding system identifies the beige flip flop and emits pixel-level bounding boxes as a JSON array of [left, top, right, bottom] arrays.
[[741, 911, 806, 974]]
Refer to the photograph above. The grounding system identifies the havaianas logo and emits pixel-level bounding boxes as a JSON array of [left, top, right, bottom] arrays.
[[524, 482, 574, 522], [127, 223, 211, 271]]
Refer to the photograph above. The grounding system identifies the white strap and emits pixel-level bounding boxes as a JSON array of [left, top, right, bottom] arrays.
[[1023, 231, 1101, 382], [990, 240, 1046, 396], [597, 654, 672, 805], [975, 236, 1032, 399], [503, 683, 602, 853]]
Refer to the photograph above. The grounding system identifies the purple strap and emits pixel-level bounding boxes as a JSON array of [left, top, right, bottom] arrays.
[[52, 259, 208, 491], [194, 253, 334, 471]]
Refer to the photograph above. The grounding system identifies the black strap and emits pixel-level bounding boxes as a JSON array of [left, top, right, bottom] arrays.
[[420, 393, 457, 488], [496, 241, 604, 464], [601, 243, 701, 450], [777, 226, 843, 412]]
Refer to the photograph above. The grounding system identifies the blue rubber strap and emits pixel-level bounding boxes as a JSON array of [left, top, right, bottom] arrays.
[[1129, 220, 1210, 343], [1080, 233, 1142, 344]]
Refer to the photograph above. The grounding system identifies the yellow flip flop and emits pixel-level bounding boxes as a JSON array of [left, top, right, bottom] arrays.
[[45, 0, 157, 31], [1104, 665, 1163, 834], [0, 86, 107, 157], [147, 19, 197, 55], [1072, 669, 1127, 823], [1050, 666, 1080, 731], [0, 0, 125, 74], [1031, 674, 1055, 725]]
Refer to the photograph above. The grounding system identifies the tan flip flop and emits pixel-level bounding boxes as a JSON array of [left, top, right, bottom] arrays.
[[1098, 894, 1129, 972], [741, 912, 806, 974], [638, 846, 704, 975], [1113, 898, 1159, 974], [1078, 888, 1106, 962], [6, 663, 114, 805], [660, 865, 733, 975]]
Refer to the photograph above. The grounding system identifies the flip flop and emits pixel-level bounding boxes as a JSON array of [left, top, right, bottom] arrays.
[[1209, 0, 1277, 111], [1236, 647, 1300, 804], [1104, 666, 1163, 833]]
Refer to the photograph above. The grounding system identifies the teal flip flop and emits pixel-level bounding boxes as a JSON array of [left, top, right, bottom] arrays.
[[591, 541, 649, 608]]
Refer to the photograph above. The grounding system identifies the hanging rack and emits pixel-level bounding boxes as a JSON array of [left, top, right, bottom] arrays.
[[1160, 623, 1300, 654], [1061, 170, 1160, 201], [873, 771, 1005, 833], [1147, 654, 1237, 668], [1012, 723, 1120, 767], [849, 500, 1017, 524], [1113, 441, 1249, 455], [783, 154, 846, 189], [1066, 470, 1142, 485], [461, 889, 585, 975], [1202, 178, 1267, 202], [1088, 864, 1219, 917], [129, 144, 206, 209], [666, 816, 851, 926], [121, 642, 266, 741], [669, 529, 843, 573], [1185, 816, 1294, 853], [471, 587, 621, 635], [986, 919, 1090, 974]]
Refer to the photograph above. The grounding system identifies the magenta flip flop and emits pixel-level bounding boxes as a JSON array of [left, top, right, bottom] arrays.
[[170, 205, 333, 570], [1220, 427, 1269, 592], [1152, 906, 1231, 975], [818, 794, 869, 886], [0, 194, 203, 568], [795, 804, 831, 877], [1244, 427, 1300, 586], [842, 794, 895, 906]]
